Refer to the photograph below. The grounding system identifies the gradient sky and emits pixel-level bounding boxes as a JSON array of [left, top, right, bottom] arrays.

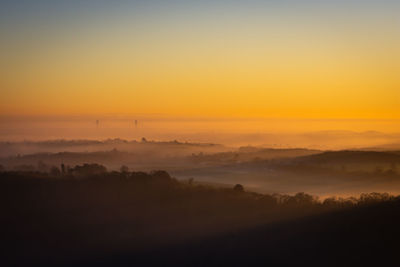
[[1, 0, 399, 121]]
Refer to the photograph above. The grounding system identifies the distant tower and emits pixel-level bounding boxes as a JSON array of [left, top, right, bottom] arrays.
[[96, 120, 99, 128], [135, 120, 138, 128]]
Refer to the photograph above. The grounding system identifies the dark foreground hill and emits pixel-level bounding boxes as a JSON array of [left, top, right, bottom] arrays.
[[133, 200, 400, 267], [1, 169, 399, 266]]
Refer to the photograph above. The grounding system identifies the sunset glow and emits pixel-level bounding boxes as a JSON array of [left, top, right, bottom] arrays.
[[1, 1, 399, 124]]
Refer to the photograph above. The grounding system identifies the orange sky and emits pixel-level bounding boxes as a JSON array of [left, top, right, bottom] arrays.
[[1, 1, 399, 127]]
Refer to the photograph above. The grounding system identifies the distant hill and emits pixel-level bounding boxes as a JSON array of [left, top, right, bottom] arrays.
[[189, 148, 321, 164], [294, 150, 400, 165], [0, 139, 227, 158], [360, 143, 400, 151]]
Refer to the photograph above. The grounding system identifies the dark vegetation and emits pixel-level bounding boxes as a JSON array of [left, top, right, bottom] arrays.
[[1, 166, 400, 266]]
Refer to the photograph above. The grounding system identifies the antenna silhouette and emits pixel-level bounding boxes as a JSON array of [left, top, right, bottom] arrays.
[[96, 120, 99, 128]]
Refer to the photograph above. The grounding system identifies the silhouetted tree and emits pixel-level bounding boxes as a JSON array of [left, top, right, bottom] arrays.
[[360, 192, 392, 204], [72, 163, 107, 177], [120, 165, 129, 173], [323, 197, 338, 207], [293, 192, 316, 205], [233, 184, 244, 192]]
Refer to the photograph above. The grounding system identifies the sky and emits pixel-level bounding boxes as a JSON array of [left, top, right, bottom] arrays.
[[1, 1, 399, 127]]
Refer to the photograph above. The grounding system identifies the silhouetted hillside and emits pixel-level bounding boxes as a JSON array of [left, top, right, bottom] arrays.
[[295, 150, 400, 165], [189, 147, 320, 164], [1, 169, 399, 266], [121, 199, 400, 266], [0, 139, 227, 158]]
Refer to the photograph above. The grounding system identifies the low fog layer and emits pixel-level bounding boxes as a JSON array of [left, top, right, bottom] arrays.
[[1, 139, 400, 197], [1, 118, 400, 149]]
